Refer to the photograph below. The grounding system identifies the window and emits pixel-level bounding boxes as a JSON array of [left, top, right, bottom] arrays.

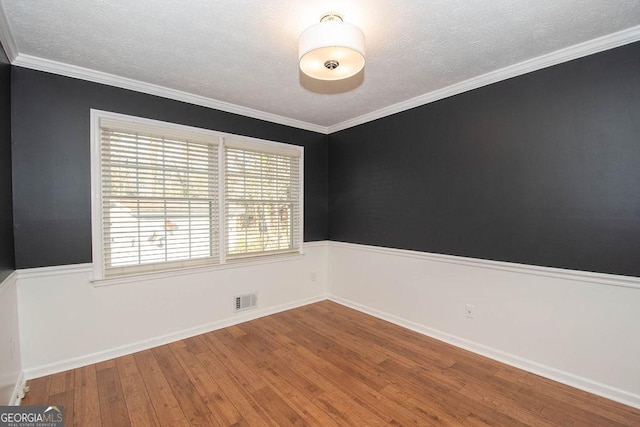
[[91, 111, 303, 279], [225, 140, 301, 260]]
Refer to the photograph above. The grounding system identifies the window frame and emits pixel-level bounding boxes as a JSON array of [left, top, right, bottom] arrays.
[[90, 110, 304, 283]]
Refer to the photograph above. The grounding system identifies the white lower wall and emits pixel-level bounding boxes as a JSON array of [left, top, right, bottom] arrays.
[[328, 241, 640, 409], [0, 272, 23, 405], [17, 242, 328, 379], [14, 240, 640, 409]]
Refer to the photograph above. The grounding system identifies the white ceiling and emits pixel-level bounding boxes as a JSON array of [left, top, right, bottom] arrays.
[[1, 1, 640, 133]]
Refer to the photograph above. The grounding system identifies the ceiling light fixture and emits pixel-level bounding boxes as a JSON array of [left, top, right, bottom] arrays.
[[298, 13, 365, 81]]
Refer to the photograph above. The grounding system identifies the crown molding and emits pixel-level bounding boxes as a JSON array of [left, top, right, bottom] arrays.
[[328, 24, 640, 133], [0, 2, 18, 61], [3, 18, 640, 135], [11, 54, 330, 134]]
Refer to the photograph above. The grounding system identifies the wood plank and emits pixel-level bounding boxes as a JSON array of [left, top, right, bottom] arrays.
[[191, 335, 280, 426], [251, 385, 308, 426], [232, 326, 326, 400], [134, 349, 189, 427], [115, 356, 160, 427], [19, 301, 640, 427], [73, 364, 101, 427], [22, 375, 51, 406], [95, 359, 117, 371], [450, 361, 553, 426], [378, 360, 471, 423], [48, 390, 74, 426], [218, 328, 339, 426], [527, 372, 640, 426], [119, 375, 160, 427], [115, 354, 140, 379], [151, 344, 214, 426], [266, 339, 428, 426], [299, 302, 476, 375], [310, 301, 466, 368], [48, 370, 75, 427], [244, 322, 396, 426], [225, 324, 248, 339], [168, 341, 243, 426], [182, 335, 210, 355], [200, 331, 269, 395], [49, 370, 74, 396], [272, 310, 393, 392], [95, 366, 132, 427], [540, 400, 631, 427], [380, 383, 471, 426]]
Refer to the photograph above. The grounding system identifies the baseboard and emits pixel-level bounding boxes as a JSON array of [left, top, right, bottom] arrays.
[[23, 294, 327, 380], [328, 294, 640, 410], [8, 371, 25, 406]]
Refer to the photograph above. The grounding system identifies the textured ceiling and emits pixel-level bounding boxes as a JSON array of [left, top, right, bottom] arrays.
[[1, 0, 640, 131]]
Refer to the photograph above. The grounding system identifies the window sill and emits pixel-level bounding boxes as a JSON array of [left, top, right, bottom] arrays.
[[92, 251, 304, 287]]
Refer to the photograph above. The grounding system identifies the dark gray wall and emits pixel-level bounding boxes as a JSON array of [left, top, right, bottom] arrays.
[[11, 68, 328, 269], [0, 43, 14, 282], [329, 42, 640, 277]]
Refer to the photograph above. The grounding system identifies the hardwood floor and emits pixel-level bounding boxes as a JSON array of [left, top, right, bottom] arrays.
[[21, 300, 640, 426]]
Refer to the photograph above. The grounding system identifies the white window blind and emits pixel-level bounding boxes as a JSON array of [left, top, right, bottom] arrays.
[[224, 140, 301, 260], [99, 118, 219, 277], [92, 111, 303, 280]]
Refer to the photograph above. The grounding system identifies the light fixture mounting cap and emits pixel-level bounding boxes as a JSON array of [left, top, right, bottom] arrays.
[[320, 13, 343, 23]]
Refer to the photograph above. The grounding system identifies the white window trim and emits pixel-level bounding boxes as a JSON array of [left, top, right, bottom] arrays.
[[90, 109, 304, 285]]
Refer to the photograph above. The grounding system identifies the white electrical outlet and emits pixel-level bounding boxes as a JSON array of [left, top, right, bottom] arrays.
[[311, 272, 317, 282], [465, 304, 475, 319]]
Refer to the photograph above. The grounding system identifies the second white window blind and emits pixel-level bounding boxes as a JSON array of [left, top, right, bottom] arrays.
[[224, 141, 301, 259]]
